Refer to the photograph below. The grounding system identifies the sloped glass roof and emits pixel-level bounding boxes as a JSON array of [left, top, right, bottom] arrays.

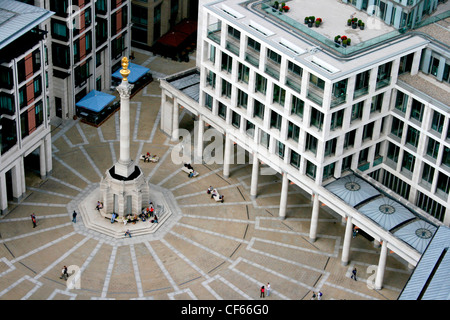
[[394, 220, 437, 254], [325, 174, 380, 207], [358, 196, 416, 231]]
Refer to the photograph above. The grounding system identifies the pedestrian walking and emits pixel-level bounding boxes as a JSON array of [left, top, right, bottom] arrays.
[[266, 282, 271, 297], [72, 210, 77, 223], [318, 291, 323, 300], [311, 292, 316, 300], [260, 285, 265, 298], [31, 214, 37, 228], [60, 266, 68, 280], [351, 267, 357, 281]]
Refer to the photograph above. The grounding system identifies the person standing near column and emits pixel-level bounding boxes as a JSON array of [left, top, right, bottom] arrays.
[[72, 210, 77, 223]]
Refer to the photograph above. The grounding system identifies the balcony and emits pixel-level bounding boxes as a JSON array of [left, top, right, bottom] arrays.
[[331, 93, 346, 108], [207, 23, 221, 45], [307, 83, 324, 106], [264, 63, 280, 80], [225, 40, 240, 56], [285, 76, 301, 93], [376, 77, 391, 90], [353, 86, 369, 99]]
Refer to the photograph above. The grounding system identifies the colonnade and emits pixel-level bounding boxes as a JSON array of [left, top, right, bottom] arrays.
[[165, 94, 392, 290], [0, 134, 52, 215]]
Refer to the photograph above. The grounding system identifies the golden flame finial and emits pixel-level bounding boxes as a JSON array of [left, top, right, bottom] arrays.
[[119, 57, 130, 81]]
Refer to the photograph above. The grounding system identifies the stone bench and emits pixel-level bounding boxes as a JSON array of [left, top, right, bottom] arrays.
[[211, 188, 224, 203], [181, 166, 199, 177], [140, 154, 159, 163], [99, 208, 122, 223]]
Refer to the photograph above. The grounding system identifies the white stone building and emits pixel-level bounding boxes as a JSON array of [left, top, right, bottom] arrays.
[[159, 0, 450, 289]]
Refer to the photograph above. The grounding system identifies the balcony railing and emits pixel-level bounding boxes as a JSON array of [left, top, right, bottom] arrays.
[[376, 77, 391, 90], [353, 86, 369, 99], [331, 94, 346, 108], [245, 52, 259, 67], [225, 40, 240, 56], [264, 63, 279, 80], [285, 76, 301, 93], [207, 23, 221, 45], [307, 84, 324, 106]]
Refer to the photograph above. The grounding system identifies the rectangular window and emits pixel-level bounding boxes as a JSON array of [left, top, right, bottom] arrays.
[[310, 107, 324, 130], [431, 110, 444, 134], [402, 151, 415, 172], [207, 70, 216, 88], [227, 25, 241, 40], [330, 109, 344, 130], [287, 121, 300, 142], [426, 137, 440, 159], [221, 79, 232, 98], [306, 161, 317, 179], [436, 172, 450, 195], [390, 117, 404, 138], [354, 70, 370, 98], [276, 140, 285, 159], [237, 63, 249, 83], [362, 122, 374, 141], [395, 91, 408, 113], [324, 138, 337, 157], [270, 110, 282, 130], [247, 37, 261, 52], [218, 102, 227, 119], [443, 146, 450, 167], [344, 129, 356, 148], [287, 61, 302, 77], [253, 99, 265, 119], [221, 52, 232, 73], [291, 96, 304, 118], [421, 163, 435, 185], [351, 101, 364, 122], [371, 92, 383, 113], [323, 163, 336, 180], [267, 48, 281, 64], [255, 73, 267, 94], [209, 45, 216, 63], [237, 89, 248, 109], [387, 142, 400, 163], [306, 133, 318, 155], [260, 131, 270, 149], [406, 126, 420, 148], [342, 155, 353, 172], [376, 61, 392, 88], [290, 150, 301, 168], [410, 99, 424, 122], [246, 120, 255, 137], [231, 111, 241, 128], [204, 93, 213, 110], [272, 84, 286, 106]]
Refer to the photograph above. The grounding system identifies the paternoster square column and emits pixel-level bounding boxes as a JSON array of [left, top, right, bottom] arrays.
[[115, 57, 134, 178]]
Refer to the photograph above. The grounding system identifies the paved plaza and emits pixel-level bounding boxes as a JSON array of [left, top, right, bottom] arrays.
[[0, 49, 413, 300]]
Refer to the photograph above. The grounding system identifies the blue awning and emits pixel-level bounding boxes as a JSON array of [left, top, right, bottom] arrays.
[[75, 90, 115, 113], [112, 62, 150, 84]]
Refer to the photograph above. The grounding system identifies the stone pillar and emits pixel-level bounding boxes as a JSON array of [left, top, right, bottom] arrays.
[[279, 172, 288, 219], [309, 193, 320, 242], [40, 142, 46, 179], [114, 57, 134, 178], [171, 98, 179, 142], [45, 134, 52, 175], [375, 240, 388, 290], [250, 153, 259, 200], [0, 172, 7, 213], [196, 115, 204, 163], [11, 162, 23, 201], [341, 216, 353, 265], [223, 134, 232, 178]]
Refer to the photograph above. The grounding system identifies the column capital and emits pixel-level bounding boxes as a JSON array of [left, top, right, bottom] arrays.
[[116, 82, 134, 98]]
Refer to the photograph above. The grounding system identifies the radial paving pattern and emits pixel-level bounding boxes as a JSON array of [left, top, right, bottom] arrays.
[[0, 50, 413, 300]]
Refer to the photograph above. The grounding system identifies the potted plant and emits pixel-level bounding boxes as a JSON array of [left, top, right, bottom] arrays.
[[334, 35, 341, 47], [351, 17, 358, 29], [347, 19, 352, 26], [347, 38, 351, 45], [307, 17, 314, 28], [305, 17, 309, 24], [315, 18, 322, 27], [342, 39, 348, 47], [283, 5, 290, 12], [360, 22, 365, 30]]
